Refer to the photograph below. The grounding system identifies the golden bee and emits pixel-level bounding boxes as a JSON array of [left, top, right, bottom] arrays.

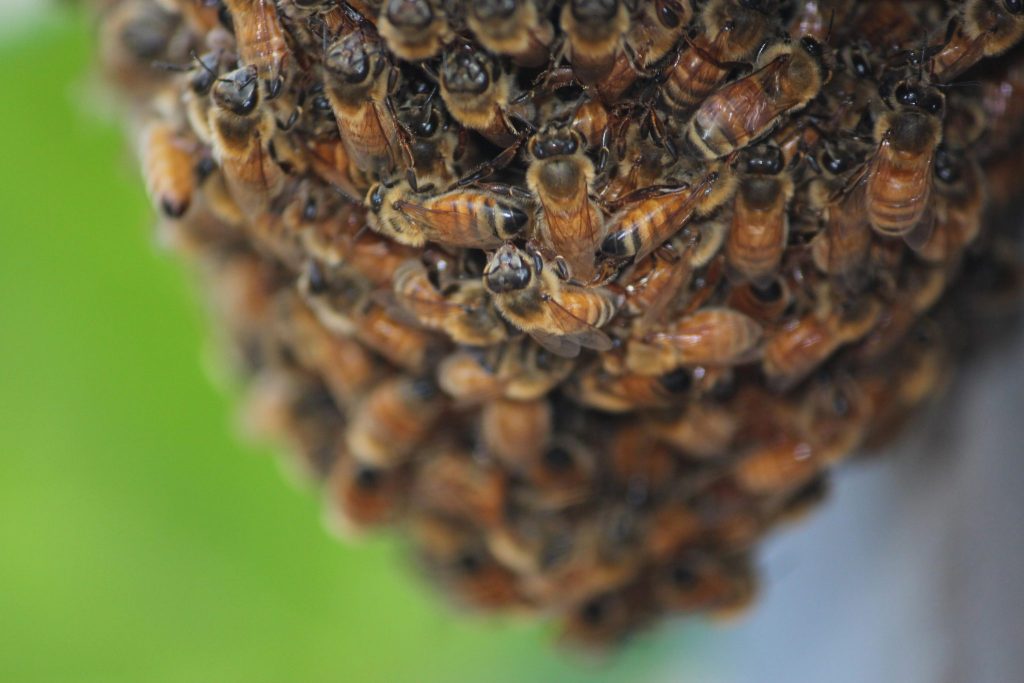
[[413, 445, 508, 527], [391, 258, 509, 346], [325, 454, 409, 536], [438, 44, 533, 147], [179, 51, 227, 147], [653, 550, 756, 616], [619, 242, 695, 334], [222, 0, 290, 99], [687, 36, 827, 159], [570, 364, 690, 412], [366, 180, 534, 248], [484, 244, 621, 358], [865, 80, 944, 239], [140, 120, 196, 219], [437, 339, 577, 403], [323, 29, 403, 178], [929, 0, 1024, 82], [346, 375, 445, 467], [377, 0, 452, 60], [560, 0, 631, 87], [480, 397, 553, 470], [651, 400, 740, 459], [526, 126, 606, 281], [726, 145, 794, 287], [466, 0, 557, 68], [626, 307, 763, 375], [396, 91, 465, 183], [662, 0, 773, 112], [914, 146, 986, 264]]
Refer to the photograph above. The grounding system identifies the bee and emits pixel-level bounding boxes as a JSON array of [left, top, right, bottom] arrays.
[[484, 244, 620, 358], [480, 397, 553, 470], [222, 0, 290, 99], [626, 0, 694, 68], [914, 145, 986, 264], [865, 80, 944, 238], [607, 423, 678, 503], [619, 243, 695, 334], [413, 446, 508, 527], [396, 92, 465, 183], [526, 126, 606, 281], [391, 258, 509, 346], [377, 0, 452, 61], [788, 0, 853, 42], [513, 437, 601, 511], [323, 29, 403, 178], [325, 454, 409, 536], [179, 51, 227, 147], [600, 171, 727, 263], [346, 375, 445, 467], [570, 364, 690, 412], [560, 0, 631, 87], [661, 0, 774, 112], [437, 339, 577, 403], [438, 45, 533, 147], [651, 401, 740, 459], [929, 0, 1024, 82], [726, 145, 793, 287], [366, 180, 533, 248], [208, 65, 287, 215], [762, 297, 881, 390], [626, 307, 763, 375], [140, 120, 196, 219], [654, 549, 756, 617], [99, 0, 183, 93], [687, 36, 827, 159], [466, 0, 557, 68], [559, 585, 654, 650], [725, 276, 792, 325]]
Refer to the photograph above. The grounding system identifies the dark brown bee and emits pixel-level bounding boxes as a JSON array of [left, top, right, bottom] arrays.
[[222, 0, 290, 99], [140, 120, 196, 219], [662, 0, 774, 112], [378, 0, 452, 61], [687, 36, 826, 159], [346, 375, 445, 466], [560, 0, 631, 87], [484, 244, 620, 358], [726, 145, 794, 287], [929, 0, 1024, 82], [526, 126, 606, 281], [865, 80, 944, 238], [466, 0, 557, 68]]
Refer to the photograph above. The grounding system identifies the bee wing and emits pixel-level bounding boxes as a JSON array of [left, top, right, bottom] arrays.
[[393, 198, 451, 232], [529, 330, 583, 359], [539, 293, 615, 353], [636, 257, 692, 333]]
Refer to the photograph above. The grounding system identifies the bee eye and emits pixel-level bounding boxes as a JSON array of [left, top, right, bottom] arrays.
[[934, 148, 961, 184], [1006, 0, 1024, 15], [669, 563, 699, 589], [658, 368, 692, 394], [800, 36, 824, 58], [311, 94, 332, 112], [925, 95, 944, 114], [386, 0, 433, 28], [851, 54, 870, 78], [369, 185, 385, 212], [658, 1, 680, 28], [354, 465, 382, 490], [542, 446, 575, 472], [821, 149, 849, 175], [894, 83, 918, 107]]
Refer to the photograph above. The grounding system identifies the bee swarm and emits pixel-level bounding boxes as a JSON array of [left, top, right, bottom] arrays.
[[99, 0, 1024, 647]]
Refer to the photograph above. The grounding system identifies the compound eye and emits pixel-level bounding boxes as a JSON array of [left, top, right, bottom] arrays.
[[851, 53, 870, 78], [369, 185, 385, 212], [821, 149, 849, 175], [1006, 0, 1024, 15], [800, 36, 823, 58], [894, 83, 918, 108], [925, 94, 944, 114], [658, 0, 680, 28]]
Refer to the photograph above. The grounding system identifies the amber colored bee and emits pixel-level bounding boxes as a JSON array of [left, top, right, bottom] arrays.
[[651, 401, 740, 458], [559, 584, 653, 649], [762, 297, 882, 390], [726, 276, 792, 325], [607, 423, 678, 502], [687, 36, 826, 159], [366, 180, 533, 248], [222, 0, 290, 99], [484, 244, 620, 358], [560, 0, 631, 87], [570, 363, 691, 412], [929, 0, 1024, 82], [437, 339, 576, 403], [865, 80, 944, 239], [396, 92, 464, 183], [208, 65, 287, 214], [662, 0, 774, 112], [654, 550, 756, 615], [726, 145, 794, 287], [323, 29, 403, 177], [413, 446, 508, 527], [99, 0, 183, 94], [627, 0, 694, 67], [788, 0, 853, 42], [620, 243, 695, 334], [377, 0, 452, 61], [526, 126, 606, 281], [438, 45, 533, 148], [325, 453, 409, 536], [180, 51, 227, 147], [914, 146, 986, 264], [391, 258, 509, 346], [601, 171, 726, 263], [480, 397, 553, 471], [346, 375, 444, 466], [466, 0, 557, 68], [140, 120, 196, 219], [514, 437, 602, 512], [627, 307, 763, 375]]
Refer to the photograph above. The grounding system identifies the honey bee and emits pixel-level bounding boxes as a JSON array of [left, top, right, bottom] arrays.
[[526, 126, 605, 281], [929, 0, 1024, 82], [626, 307, 763, 375], [208, 65, 287, 214], [480, 397, 553, 470], [560, 0, 631, 87], [514, 437, 601, 511], [437, 339, 577, 403], [466, 0, 557, 68], [346, 375, 445, 467], [179, 51, 227, 147], [654, 549, 756, 617], [570, 363, 689, 412], [601, 171, 726, 263], [914, 145, 986, 263], [377, 0, 452, 61], [325, 454, 409, 536], [762, 297, 881, 390], [725, 276, 792, 325], [438, 44, 534, 148], [222, 0, 290, 99], [619, 243, 695, 334], [100, 0, 183, 94], [865, 80, 944, 238], [651, 400, 740, 458], [413, 446, 508, 527], [607, 423, 679, 503], [559, 585, 653, 649], [391, 258, 509, 346], [353, 303, 441, 373], [323, 29, 403, 177], [687, 36, 826, 159], [366, 180, 533, 248], [484, 244, 620, 358], [626, 0, 694, 68], [726, 145, 794, 287], [662, 0, 774, 112], [788, 0, 853, 42], [140, 120, 196, 219], [396, 92, 465, 183]]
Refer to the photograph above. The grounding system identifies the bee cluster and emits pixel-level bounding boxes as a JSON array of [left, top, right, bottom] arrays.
[[98, 0, 1024, 646]]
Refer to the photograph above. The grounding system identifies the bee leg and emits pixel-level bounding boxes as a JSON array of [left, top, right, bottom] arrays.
[[455, 139, 523, 188]]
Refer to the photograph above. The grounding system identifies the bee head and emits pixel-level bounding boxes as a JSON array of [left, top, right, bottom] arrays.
[[473, 0, 519, 21], [484, 244, 534, 293], [326, 32, 375, 85], [442, 46, 494, 95], [212, 65, 259, 116], [528, 127, 582, 160], [743, 145, 784, 175], [385, 0, 435, 28], [571, 0, 619, 24], [1005, 0, 1024, 16]]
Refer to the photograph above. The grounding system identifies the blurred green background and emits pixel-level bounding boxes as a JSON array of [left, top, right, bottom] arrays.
[[0, 8, 707, 682]]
